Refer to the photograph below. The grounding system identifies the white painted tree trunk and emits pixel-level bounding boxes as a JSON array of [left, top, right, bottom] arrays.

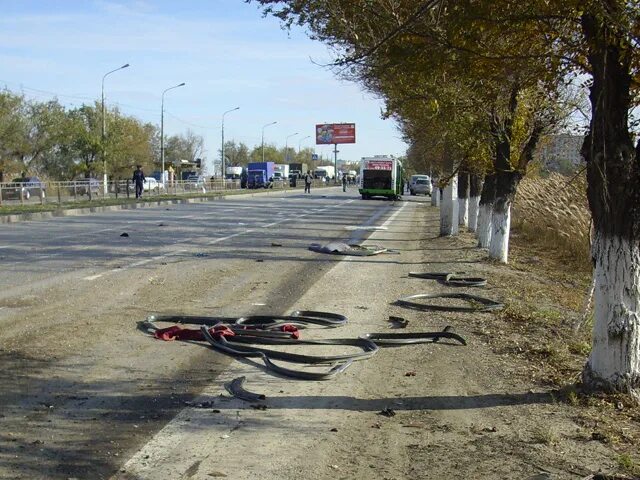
[[468, 196, 480, 232], [584, 233, 640, 399], [435, 188, 441, 206], [476, 204, 493, 248], [440, 176, 459, 236], [458, 197, 469, 228], [488, 205, 510, 263]]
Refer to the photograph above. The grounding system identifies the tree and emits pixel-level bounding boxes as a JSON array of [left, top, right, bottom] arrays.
[[164, 130, 204, 167], [0, 91, 25, 181], [219, 140, 251, 167]]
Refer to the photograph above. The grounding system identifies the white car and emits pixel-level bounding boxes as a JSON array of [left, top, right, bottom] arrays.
[[409, 174, 432, 196], [129, 177, 162, 193]]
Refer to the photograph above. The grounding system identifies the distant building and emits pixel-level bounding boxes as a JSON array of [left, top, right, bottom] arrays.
[[537, 134, 585, 172]]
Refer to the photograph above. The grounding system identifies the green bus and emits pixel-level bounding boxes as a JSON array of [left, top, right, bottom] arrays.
[[358, 156, 404, 200]]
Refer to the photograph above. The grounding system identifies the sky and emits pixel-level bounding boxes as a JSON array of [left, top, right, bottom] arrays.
[[0, 0, 407, 174]]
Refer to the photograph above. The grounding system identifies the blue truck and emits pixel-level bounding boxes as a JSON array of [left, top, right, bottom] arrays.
[[247, 162, 275, 189]]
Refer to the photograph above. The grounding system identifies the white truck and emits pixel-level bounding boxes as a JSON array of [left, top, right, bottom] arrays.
[[315, 165, 335, 180], [274, 164, 290, 181], [225, 166, 243, 180]]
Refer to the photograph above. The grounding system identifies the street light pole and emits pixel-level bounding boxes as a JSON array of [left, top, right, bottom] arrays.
[[261, 121, 277, 163], [284, 132, 299, 163], [298, 135, 311, 154], [221, 107, 239, 180], [101, 63, 129, 190], [160, 82, 186, 187]]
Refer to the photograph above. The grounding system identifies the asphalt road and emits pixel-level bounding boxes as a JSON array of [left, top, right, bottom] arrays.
[[0, 186, 410, 479]]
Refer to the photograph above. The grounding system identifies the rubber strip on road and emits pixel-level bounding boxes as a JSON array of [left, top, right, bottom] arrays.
[[395, 293, 504, 312]]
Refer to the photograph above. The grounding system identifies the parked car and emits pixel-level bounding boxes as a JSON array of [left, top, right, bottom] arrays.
[[3, 176, 46, 200], [184, 175, 206, 190], [127, 177, 162, 193], [409, 174, 432, 196], [73, 176, 100, 196]]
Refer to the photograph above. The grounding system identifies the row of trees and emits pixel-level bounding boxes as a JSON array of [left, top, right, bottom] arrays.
[[255, 1, 640, 399], [220, 140, 318, 168], [0, 91, 203, 182]]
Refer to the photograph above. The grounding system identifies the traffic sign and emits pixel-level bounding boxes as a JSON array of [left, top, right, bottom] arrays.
[[311, 153, 319, 161]]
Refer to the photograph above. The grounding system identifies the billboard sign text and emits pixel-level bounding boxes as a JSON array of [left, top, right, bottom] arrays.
[[364, 160, 393, 170]]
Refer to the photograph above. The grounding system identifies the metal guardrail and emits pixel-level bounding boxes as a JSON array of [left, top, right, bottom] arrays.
[[0, 178, 325, 207]]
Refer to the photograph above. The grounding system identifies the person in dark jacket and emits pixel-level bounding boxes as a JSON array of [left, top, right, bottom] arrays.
[[132, 165, 145, 198], [304, 171, 313, 194], [342, 174, 347, 192]]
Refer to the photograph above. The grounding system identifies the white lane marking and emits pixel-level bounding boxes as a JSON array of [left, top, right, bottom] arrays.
[[84, 273, 103, 281], [0, 246, 11, 249], [380, 201, 407, 228], [207, 230, 255, 245]]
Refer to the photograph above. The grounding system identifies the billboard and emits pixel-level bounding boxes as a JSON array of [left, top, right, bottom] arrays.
[[315, 123, 356, 144]]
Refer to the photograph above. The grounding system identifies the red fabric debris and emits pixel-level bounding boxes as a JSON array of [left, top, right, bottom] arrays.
[[154, 326, 204, 341], [280, 324, 300, 339]]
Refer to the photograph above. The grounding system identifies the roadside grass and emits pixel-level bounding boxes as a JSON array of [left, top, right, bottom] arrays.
[[482, 172, 640, 472]]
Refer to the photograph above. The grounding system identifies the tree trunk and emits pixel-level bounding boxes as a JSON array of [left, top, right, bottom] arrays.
[[489, 170, 521, 263], [440, 176, 459, 236], [458, 171, 469, 228], [435, 188, 441, 206], [477, 174, 496, 248], [581, 11, 640, 399], [468, 174, 482, 232]]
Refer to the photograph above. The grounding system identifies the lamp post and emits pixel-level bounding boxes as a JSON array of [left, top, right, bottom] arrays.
[[261, 121, 277, 162], [160, 82, 186, 187], [284, 132, 298, 163], [221, 107, 239, 180], [101, 63, 129, 190], [298, 135, 311, 154]]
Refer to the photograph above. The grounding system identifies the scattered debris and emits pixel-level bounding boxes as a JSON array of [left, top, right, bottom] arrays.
[[158, 223, 166, 227], [371, 423, 382, 429], [120, 232, 129, 237], [330, 427, 338, 432], [271, 242, 283, 247], [207, 471, 228, 477], [388, 315, 408, 328], [482, 426, 497, 432], [401, 423, 425, 428], [308, 242, 389, 256], [361, 328, 467, 346], [184, 400, 216, 409], [404, 371, 417, 377], [395, 293, 504, 312], [224, 376, 266, 402], [355, 306, 369, 310], [194, 253, 208, 257], [378, 408, 396, 417], [409, 271, 487, 287], [256, 259, 264, 262], [250, 404, 268, 411]]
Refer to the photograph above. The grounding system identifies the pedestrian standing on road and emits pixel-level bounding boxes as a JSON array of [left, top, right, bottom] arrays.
[[342, 175, 347, 192], [132, 165, 145, 199], [304, 171, 313, 194]]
